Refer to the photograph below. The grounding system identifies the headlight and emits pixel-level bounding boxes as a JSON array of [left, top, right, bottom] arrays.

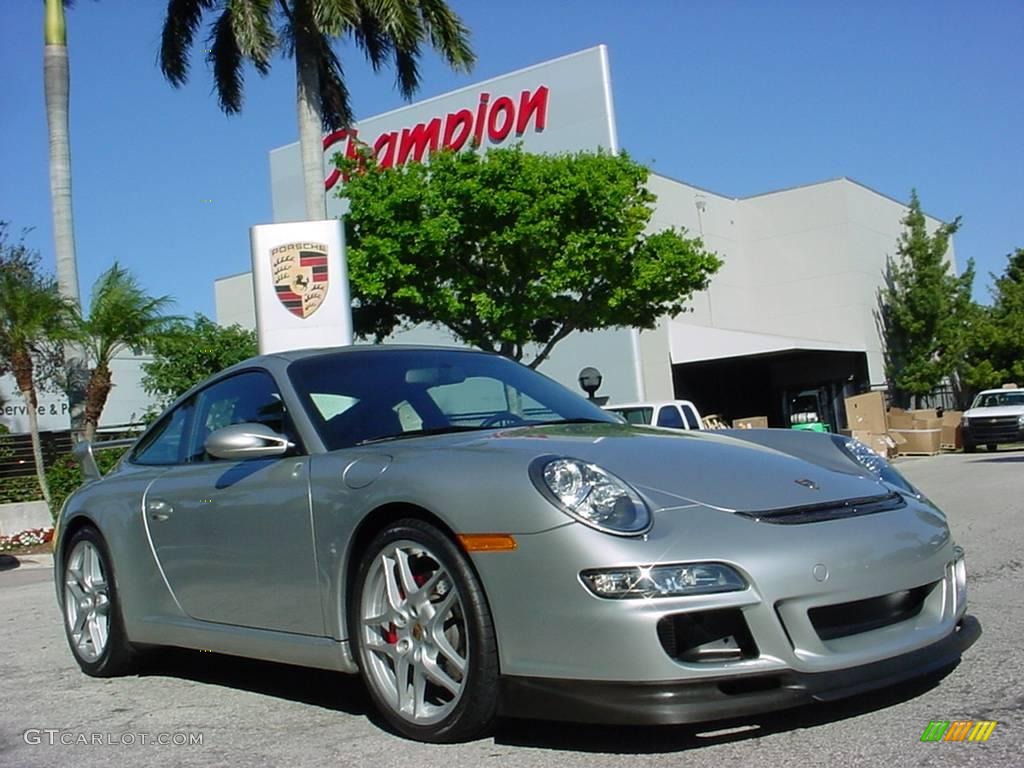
[[1018, 415, 1024, 427], [530, 456, 651, 535], [580, 563, 747, 599], [832, 436, 919, 495], [961, 415, 970, 427]]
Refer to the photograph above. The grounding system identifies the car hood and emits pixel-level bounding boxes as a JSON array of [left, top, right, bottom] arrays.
[[965, 406, 1024, 418], [433, 423, 887, 513]]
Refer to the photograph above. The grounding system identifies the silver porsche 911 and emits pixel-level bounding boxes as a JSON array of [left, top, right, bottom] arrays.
[[55, 346, 979, 742]]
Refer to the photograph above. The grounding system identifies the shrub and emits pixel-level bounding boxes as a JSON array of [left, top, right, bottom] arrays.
[[0, 476, 44, 505], [46, 447, 129, 521]]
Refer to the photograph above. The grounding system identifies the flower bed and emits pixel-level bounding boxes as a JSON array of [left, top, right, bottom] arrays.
[[0, 527, 55, 553]]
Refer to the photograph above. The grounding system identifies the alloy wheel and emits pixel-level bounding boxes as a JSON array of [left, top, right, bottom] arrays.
[[359, 540, 469, 725], [64, 540, 111, 663]]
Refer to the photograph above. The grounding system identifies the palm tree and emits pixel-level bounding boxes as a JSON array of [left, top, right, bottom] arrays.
[[45, 0, 91, 435], [76, 265, 177, 441], [159, 0, 474, 220], [0, 224, 77, 509], [44, 0, 81, 307]]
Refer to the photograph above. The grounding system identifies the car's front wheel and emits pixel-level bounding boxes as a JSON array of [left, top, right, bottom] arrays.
[[61, 526, 138, 677], [351, 519, 499, 742]]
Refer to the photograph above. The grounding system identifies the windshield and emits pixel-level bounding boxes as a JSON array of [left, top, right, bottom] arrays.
[[288, 348, 617, 450], [607, 407, 654, 426], [971, 391, 1024, 409]]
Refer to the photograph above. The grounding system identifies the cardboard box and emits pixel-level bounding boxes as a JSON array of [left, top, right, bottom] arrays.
[[887, 408, 915, 430], [914, 416, 943, 431], [733, 416, 769, 429], [890, 428, 942, 455], [845, 392, 887, 434], [941, 410, 963, 449]]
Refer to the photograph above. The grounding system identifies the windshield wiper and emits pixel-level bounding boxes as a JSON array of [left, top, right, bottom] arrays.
[[530, 417, 614, 426], [357, 425, 496, 445]]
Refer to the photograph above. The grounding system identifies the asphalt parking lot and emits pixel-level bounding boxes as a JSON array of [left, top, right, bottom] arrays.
[[1, 450, 1020, 767]]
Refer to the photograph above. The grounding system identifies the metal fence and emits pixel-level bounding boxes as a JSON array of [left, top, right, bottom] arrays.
[[0, 431, 75, 479]]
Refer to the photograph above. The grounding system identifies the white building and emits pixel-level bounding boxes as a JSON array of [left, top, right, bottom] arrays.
[[215, 45, 956, 431]]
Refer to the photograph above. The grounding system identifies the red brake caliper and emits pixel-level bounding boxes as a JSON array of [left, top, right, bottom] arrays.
[[386, 571, 431, 645]]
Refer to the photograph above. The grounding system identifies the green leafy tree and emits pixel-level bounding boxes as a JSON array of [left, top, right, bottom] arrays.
[[141, 315, 257, 410], [0, 223, 77, 508], [76, 264, 178, 440], [963, 248, 1024, 391], [877, 191, 975, 408], [159, 0, 473, 220], [338, 146, 722, 367]]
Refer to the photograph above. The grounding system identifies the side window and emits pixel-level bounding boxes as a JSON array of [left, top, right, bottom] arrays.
[[189, 371, 291, 461], [680, 404, 701, 430], [132, 400, 194, 466], [656, 405, 685, 429]]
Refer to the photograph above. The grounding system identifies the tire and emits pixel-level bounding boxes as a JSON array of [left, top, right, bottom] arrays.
[[963, 441, 976, 453], [60, 526, 138, 677], [351, 518, 499, 742], [987, 443, 998, 452]]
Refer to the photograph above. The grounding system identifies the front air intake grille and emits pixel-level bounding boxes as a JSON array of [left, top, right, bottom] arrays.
[[735, 491, 906, 525], [968, 416, 1020, 442], [809, 581, 937, 641], [657, 609, 759, 663]]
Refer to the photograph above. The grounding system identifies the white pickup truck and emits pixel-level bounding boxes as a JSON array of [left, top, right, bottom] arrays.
[[603, 400, 704, 430], [961, 388, 1024, 452]]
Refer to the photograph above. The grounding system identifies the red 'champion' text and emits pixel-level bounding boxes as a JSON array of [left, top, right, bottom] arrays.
[[322, 86, 550, 190]]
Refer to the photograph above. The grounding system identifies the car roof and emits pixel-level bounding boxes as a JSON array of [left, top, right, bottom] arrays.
[[220, 344, 496, 372], [976, 388, 1024, 396]]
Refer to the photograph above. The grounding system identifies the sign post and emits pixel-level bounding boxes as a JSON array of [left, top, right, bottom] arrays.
[[249, 219, 353, 354]]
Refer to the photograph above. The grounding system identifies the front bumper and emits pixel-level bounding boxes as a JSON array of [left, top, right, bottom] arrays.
[[499, 614, 981, 725]]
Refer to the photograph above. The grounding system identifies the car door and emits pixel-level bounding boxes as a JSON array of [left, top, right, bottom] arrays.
[[143, 370, 324, 636]]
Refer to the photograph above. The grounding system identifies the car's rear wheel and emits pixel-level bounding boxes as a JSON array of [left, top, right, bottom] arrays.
[[61, 526, 137, 677], [352, 519, 498, 742]]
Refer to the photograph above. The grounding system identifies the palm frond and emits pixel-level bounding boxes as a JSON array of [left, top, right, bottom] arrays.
[[316, 32, 355, 129], [160, 0, 217, 86], [228, 0, 277, 76], [80, 264, 180, 367], [417, 0, 475, 70], [208, 7, 246, 114]]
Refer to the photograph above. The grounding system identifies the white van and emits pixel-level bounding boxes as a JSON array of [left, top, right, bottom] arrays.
[[603, 400, 704, 430]]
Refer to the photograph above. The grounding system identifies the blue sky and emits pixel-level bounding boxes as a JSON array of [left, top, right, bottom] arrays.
[[2, 1, 1021, 319]]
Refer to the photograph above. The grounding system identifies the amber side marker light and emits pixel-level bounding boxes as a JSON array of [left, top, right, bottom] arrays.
[[457, 533, 518, 552]]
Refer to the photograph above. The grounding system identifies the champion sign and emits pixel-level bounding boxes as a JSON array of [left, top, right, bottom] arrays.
[[322, 86, 550, 190]]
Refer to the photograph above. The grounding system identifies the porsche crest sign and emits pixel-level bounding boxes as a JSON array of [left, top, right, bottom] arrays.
[[271, 241, 329, 319], [250, 220, 352, 354]]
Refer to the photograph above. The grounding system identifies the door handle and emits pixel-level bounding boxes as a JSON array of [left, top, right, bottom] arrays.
[[146, 498, 173, 521]]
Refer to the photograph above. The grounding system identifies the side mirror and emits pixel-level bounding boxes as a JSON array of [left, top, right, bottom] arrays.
[[204, 423, 293, 460]]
